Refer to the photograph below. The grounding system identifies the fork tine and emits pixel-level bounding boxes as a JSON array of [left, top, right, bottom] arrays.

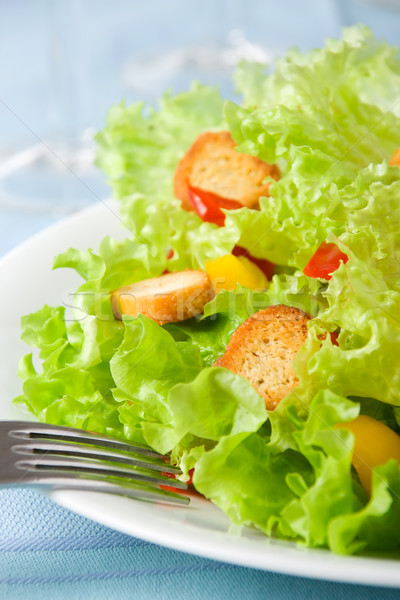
[[0, 421, 190, 506], [7, 421, 164, 458], [14, 456, 188, 489], [11, 440, 180, 475]]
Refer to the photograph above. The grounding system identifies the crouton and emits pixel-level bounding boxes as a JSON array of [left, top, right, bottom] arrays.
[[174, 131, 279, 211], [215, 305, 309, 410], [111, 269, 214, 325]]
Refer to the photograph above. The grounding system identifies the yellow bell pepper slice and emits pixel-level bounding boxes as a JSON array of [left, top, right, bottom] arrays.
[[336, 414, 400, 494], [204, 254, 268, 294]]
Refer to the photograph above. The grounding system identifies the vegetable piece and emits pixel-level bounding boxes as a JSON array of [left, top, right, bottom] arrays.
[[162, 249, 175, 274], [303, 242, 349, 280], [161, 468, 194, 493], [336, 415, 400, 494], [111, 270, 214, 325], [232, 246, 275, 280], [174, 130, 279, 211], [330, 332, 339, 346], [318, 331, 340, 346], [187, 185, 242, 226], [215, 305, 309, 410], [389, 148, 400, 167], [204, 254, 268, 293]]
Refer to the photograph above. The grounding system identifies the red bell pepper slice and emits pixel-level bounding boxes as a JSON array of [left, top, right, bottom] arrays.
[[160, 468, 194, 493], [303, 242, 348, 280], [162, 248, 175, 274], [330, 332, 339, 346], [232, 246, 275, 280], [318, 331, 339, 346], [186, 185, 275, 278], [187, 185, 242, 227]]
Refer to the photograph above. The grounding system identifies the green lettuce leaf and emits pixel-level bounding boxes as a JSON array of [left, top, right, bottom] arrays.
[[95, 83, 225, 202], [15, 234, 168, 435], [329, 460, 400, 554], [225, 26, 400, 268], [235, 26, 400, 115], [295, 164, 400, 406], [273, 391, 400, 554]]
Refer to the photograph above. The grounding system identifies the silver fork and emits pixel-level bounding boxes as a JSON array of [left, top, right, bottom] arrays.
[[0, 421, 189, 505]]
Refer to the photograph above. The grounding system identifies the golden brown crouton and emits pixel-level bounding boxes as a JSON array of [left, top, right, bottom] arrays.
[[174, 131, 279, 211], [215, 305, 309, 410], [111, 270, 214, 325]]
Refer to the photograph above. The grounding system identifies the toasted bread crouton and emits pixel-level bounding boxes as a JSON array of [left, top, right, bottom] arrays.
[[111, 270, 214, 325], [215, 305, 309, 410], [174, 131, 279, 211]]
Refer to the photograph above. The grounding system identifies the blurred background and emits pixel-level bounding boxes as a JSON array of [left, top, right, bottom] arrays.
[[1, 0, 400, 254]]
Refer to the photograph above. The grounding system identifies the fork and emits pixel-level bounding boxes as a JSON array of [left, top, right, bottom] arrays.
[[0, 421, 189, 505]]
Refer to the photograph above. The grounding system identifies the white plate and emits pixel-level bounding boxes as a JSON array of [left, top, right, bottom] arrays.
[[1, 201, 400, 588]]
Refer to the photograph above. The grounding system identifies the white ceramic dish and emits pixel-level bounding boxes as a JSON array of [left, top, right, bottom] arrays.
[[1, 201, 400, 588]]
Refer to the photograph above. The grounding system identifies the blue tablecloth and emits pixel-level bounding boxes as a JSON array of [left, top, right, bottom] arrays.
[[2, 488, 400, 600]]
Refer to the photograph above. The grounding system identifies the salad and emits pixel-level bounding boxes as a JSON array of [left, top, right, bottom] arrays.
[[15, 26, 400, 555]]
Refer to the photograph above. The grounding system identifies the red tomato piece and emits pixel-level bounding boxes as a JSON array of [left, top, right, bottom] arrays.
[[303, 242, 349, 280], [232, 246, 275, 280], [187, 185, 242, 227]]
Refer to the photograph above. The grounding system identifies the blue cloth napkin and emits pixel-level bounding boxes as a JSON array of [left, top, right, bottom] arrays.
[[1, 488, 400, 600]]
